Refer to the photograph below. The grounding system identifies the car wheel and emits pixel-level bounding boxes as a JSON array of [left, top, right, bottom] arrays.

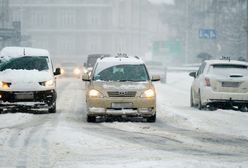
[[48, 103, 56, 113], [240, 105, 248, 112], [146, 114, 156, 123], [198, 91, 203, 110], [87, 115, 96, 122], [190, 89, 195, 107]]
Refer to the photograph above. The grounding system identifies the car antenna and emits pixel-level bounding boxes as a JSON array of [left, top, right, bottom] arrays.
[[23, 48, 26, 56]]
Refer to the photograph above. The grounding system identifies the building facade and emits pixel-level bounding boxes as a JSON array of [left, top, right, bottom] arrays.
[[9, 0, 163, 63]]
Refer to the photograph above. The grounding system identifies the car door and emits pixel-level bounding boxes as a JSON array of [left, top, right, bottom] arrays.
[[192, 62, 206, 102]]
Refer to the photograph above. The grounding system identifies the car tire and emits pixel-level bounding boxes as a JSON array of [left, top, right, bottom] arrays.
[[48, 103, 56, 113], [240, 105, 248, 112], [87, 115, 96, 122], [190, 89, 195, 107], [146, 114, 156, 123], [198, 91, 203, 110]]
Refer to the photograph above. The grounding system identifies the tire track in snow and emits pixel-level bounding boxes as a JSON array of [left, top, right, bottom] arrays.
[[0, 78, 71, 168]]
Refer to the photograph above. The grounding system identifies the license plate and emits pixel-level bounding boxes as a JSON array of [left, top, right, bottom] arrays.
[[222, 82, 240, 87], [15, 92, 34, 100], [112, 102, 133, 108]]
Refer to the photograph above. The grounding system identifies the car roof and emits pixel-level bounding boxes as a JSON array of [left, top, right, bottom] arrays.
[[0, 47, 50, 60], [97, 55, 144, 64], [205, 59, 248, 66]]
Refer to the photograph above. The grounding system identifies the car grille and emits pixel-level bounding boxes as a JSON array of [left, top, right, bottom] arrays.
[[107, 91, 136, 97]]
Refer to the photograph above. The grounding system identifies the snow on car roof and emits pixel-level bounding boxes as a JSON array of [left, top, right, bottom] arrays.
[[0, 47, 50, 61], [98, 56, 144, 64], [205, 59, 248, 66]]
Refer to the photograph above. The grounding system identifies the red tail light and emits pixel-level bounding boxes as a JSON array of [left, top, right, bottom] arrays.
[[205, 77, 211, 86]]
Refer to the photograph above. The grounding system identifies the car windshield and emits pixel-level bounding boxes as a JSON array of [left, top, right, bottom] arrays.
[[93, 64, 149, 82], [208, 64, 248, 77], [0, 56, 49, 71]]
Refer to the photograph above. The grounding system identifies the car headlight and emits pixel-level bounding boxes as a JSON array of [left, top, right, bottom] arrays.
[[39, 79, 55, 87], [88, 89, 103, 98], [61, 68, 65, 75], [141, 89, 155, 98], [73, 68, 81, 75], [0, 81, 11, 89]]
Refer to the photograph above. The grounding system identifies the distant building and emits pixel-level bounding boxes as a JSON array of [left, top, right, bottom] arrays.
[[160, 0, 247, 63], [9, 0, 164, 63]]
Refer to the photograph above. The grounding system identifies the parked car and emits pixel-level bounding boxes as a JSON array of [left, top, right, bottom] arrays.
[[145, 61, 167, 83], [189, 59, 248, 111], [0, 47, 61, 113], [60, 62, 83, 78], [82, 54, 160, 122]]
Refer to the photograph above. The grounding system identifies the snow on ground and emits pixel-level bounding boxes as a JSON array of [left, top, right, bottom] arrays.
[[156, 72, 248, 138], [0, 113, 34, 129], [0, 75, 248, 168]]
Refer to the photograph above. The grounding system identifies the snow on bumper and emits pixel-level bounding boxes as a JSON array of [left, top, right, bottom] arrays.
[[87, 97, 156, 116], [201, 87, 248, 105]]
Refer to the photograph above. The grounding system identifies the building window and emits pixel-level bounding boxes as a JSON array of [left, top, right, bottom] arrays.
[[59, 9, 76, 28]]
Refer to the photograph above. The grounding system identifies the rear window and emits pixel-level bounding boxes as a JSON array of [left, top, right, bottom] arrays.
[[208, 64, 248, 77]]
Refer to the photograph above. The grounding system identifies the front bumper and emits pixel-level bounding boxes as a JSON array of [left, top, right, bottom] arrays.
[[86, 97, 156, 117], [201, 87, 248, 106], [0, 90, 56, 111]]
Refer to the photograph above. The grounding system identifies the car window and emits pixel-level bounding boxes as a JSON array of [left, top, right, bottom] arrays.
[[0, 56, 49, 71], [196, 62, 206, 76], [208, 64, 248, 77], [93, 64, 149, 82]]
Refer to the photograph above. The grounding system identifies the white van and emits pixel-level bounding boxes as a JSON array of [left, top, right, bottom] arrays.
[[0, 47, 61, 113]]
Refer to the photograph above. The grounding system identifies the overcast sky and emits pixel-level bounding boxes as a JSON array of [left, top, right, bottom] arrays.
[[148, 0, 174, 5]]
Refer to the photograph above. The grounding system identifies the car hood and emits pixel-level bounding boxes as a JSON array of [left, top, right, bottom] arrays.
[[0, 69, 53, 83], [91, 81, 152, 93]]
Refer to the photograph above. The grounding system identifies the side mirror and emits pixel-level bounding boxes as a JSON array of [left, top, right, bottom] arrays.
[[151, 75, 160, 82], [82, 73, 90, 81], [189, 72, 196, 78], [54, 68, 61, 76]]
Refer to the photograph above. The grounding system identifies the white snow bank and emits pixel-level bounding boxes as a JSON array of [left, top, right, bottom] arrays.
[[156, 72, 248, 138]]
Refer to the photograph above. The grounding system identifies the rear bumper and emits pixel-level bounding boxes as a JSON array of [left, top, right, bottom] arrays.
[[201, 88, 248, 106], [0, 90, 56, 111]]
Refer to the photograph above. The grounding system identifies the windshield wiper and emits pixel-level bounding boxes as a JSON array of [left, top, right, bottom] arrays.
[[118, 80, 146, 82]]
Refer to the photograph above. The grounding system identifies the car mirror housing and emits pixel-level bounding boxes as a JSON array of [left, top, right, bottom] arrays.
[[82, 74, 90, 81], [54, 68, 61, 76], [189, 71, 196, 78], [151, 75, 160, 82]]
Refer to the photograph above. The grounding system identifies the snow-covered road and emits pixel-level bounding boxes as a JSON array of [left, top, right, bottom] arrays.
[[0, 73, 248, 168]]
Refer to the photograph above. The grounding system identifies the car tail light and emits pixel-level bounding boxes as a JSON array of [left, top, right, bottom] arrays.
[[205, 77, 211, 86]]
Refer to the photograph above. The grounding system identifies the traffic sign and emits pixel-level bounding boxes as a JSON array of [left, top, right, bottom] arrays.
[[199, 29, 216, 39]]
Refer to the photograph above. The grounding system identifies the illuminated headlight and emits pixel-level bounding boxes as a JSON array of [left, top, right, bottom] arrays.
[[73, 68, 81, 75], [141, 89, 155, 98], [88, 89, 103, 98], [83, 69, 88, 74], [61, 68, 65, 75], [39, 79, 55, 87], [0, 81, 11, 89]]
